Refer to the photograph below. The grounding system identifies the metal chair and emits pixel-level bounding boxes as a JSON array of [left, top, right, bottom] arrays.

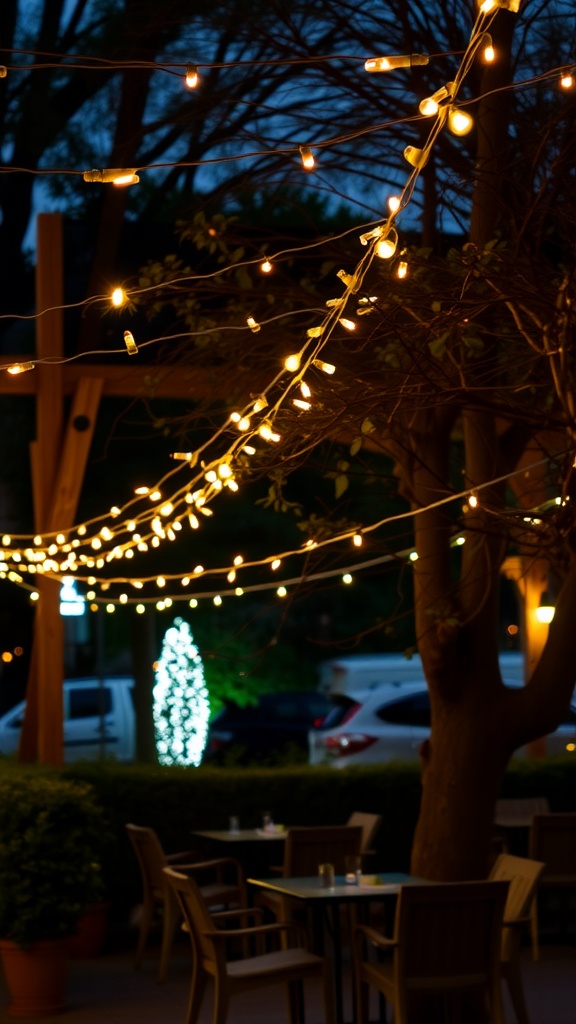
[[354, 880, 508, 1024], [164, 866, 335, 1024], [528, 812, 576, 958], [489, 853, 546, 1024], [125, 823, 246, 982]]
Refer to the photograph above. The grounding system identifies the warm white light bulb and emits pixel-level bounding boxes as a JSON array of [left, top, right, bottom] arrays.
[[111, 287, 127, 307], [376, 229, 398, 259], [299, 146, 315, 170], [284, 353, 301, 372], [387, 196, 401, 214], [185, 64, 199, 89], [448, 107, 474, 136]]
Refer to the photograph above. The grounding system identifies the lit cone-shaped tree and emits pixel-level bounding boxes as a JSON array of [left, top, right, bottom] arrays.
[[153, 618, 210, 766]]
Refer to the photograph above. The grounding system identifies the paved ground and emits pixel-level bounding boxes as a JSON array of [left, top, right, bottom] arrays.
[[0, 935, 573, 1024]]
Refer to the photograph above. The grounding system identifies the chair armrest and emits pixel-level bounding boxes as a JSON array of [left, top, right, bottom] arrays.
[[204, 920, 307, 944], [212, 908, 263, 925], [166, 850, 201, 863], [174, 857, 243, 880], [354, 924, 397, 951], [503, 915, 531, 928]]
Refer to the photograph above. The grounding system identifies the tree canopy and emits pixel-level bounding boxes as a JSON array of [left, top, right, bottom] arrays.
[[1, 0, 576, 879]]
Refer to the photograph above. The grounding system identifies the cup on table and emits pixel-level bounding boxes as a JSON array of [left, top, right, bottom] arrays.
[[318, 862, 335, 889], [229, 816, 240, 834], [345, 854, 362, 885]]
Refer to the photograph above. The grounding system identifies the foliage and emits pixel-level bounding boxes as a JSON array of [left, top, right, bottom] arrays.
[[0, 772, 108, 948]]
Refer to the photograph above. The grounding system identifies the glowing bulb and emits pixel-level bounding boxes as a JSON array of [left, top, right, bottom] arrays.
[[560, 73, 574, 89], [343, 573, 353, 584], [261, 260, 272, 273], [364, 53, 429, 72], [376, 229, 398, 259], [213, 595, 223, 606], [253, 396, 268, 413], [300, 381, 311, 398], [271, 559, 281, 570], [419, 96, 439, 117], [387, 196, 401, 214], [284, 353, 301, 372], [277, 587, 287, 598], [293, 399, 311, 411], [111, 287, 127, 307], [448, 107, 474, 136], [6, 361, 34, 375], [313, 359, 335, 375], [185, 64, 199, 88], [339, 318, 356, 331], [247, 316, 261, 333], [397, 261, 408, 279], [136, 604, 146, 614], [536, 605, 555, 624], [299, 146, 315, 170], [409, 551, 418, 562], [353, 533, 363, 547], [238, 416, 251, 431]]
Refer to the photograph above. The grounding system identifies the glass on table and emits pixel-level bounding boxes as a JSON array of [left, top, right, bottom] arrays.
[[229, 816, 240, 834], [318, 862, 335, 889], [345, 854, 362, 885]]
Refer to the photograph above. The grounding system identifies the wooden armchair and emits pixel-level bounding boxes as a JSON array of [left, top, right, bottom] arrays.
[[489, 853, 545, 1024], [354, 881, 508, 1024], [125, 823, 246, 982], [528, 812, 576, 958], [163, 866, 334, 1024], [346, 812, 382, 867]]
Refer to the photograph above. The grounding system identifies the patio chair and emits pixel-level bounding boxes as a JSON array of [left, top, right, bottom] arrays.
[[256, 825, 363, 927], [354, 880, 508, 1024], [528, 812, 576, 958], [346, 812, 382, 866], [125, 823, 246, 982], [488, 853, 546, 1024], [163, 866, 335, 1024]]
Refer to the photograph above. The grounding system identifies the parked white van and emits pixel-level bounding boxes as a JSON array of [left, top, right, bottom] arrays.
[[0, 677, 135, 762]]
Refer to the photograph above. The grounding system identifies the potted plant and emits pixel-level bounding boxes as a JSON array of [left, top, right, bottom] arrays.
[[0, 772, 108, 1016]]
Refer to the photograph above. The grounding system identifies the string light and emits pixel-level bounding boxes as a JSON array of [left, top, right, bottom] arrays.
[[299, 146, 315, 170], [404, 145, 429, 169], [560, 72, 574, 89], [448, 107, 474, 136], [260, 260, 273, 273], [5, 362, 34, 375], [123, 330, 138, 355], [111, 287, 127, 307], [83, 168, 139, 186], [396, 260, 408, 279], [185, 64, 199, 88], [364, 53, 429, 73], [376, 228, 398, 259]]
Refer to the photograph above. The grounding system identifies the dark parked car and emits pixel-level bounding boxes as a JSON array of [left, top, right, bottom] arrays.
[[203, 691, 331, 766]]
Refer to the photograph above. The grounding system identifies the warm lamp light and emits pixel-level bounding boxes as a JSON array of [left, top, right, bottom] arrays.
[[535, 592, 555, 624]]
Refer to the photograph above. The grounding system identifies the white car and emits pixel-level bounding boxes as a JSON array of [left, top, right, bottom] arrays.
[[308, 680, 576, 769]]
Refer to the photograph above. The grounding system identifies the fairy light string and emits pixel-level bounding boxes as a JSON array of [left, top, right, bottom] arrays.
[[0, 1, 571, 607]]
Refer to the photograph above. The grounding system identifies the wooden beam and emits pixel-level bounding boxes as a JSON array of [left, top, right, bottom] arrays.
[[0, 358, 212, 400], [48, 376, 104, 530]]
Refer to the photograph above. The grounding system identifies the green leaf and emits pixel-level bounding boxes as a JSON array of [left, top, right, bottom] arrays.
[[350, 436, 362, 456], [429, 331, 449, 358], [334, 473, 349, 499], [361, 417, 376, 435]]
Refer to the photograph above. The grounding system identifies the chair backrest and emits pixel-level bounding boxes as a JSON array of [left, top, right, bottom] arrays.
[[346, 812, 382, 854], [494, 797, 549, 826], [488, 853, 546, 959], [163, 866, 218, 970], [126, 823, 168, 896], [393, 881, 508, 990], [529, 813, 576, 879], [283, 825, 363, 876]]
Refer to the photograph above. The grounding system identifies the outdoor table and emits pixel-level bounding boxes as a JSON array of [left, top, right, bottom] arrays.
[[247, 871, 425, 1024], [192, 828, 287, 877]]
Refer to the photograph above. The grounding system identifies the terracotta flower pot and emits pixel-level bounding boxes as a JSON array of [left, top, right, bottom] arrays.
[[69, 902, 110, 959], [0, 937, 69, 1017]]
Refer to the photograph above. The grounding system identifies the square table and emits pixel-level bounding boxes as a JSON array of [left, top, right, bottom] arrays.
[[192, 828, 287, 877], [248, 872, 425, 1024]]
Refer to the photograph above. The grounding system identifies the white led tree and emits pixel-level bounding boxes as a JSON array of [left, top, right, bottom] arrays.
[[153, 618, 210, 766]]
